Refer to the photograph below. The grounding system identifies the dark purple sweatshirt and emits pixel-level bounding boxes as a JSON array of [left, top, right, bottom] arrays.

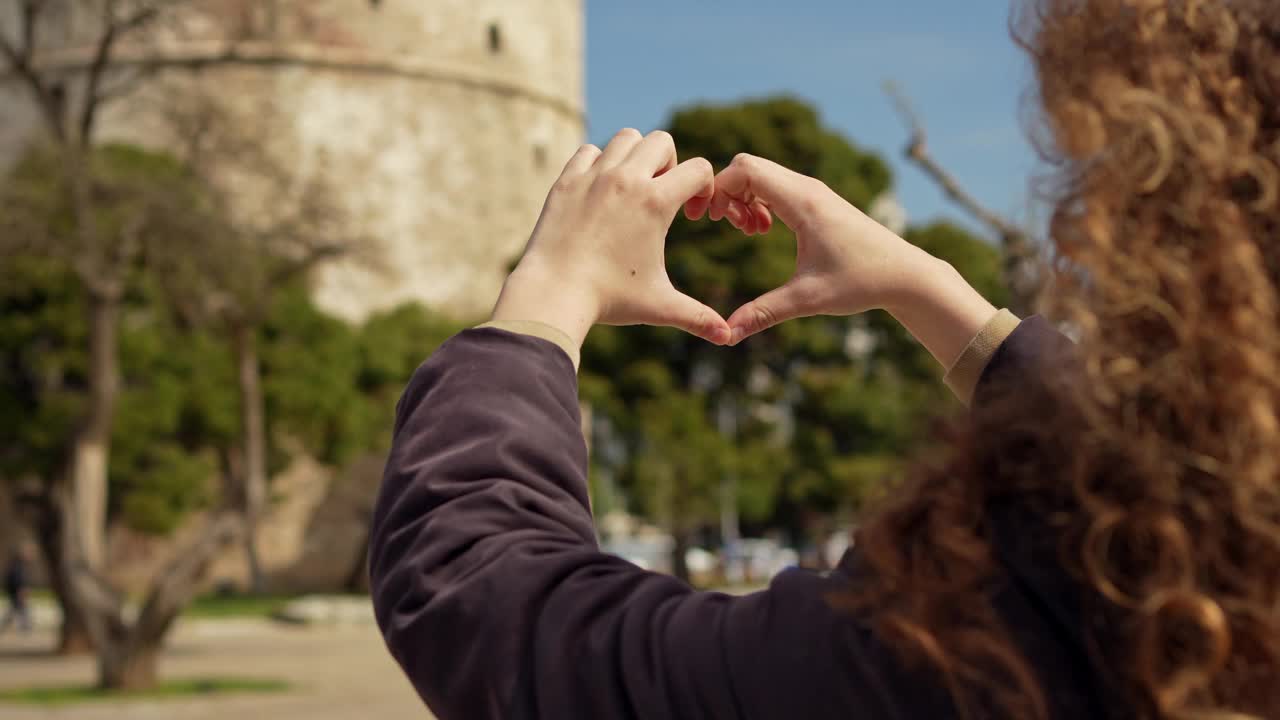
[[369, 317, 1107, 719]]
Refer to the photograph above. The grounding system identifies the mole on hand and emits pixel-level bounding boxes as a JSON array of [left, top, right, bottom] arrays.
[[630, 269, 636, 277]]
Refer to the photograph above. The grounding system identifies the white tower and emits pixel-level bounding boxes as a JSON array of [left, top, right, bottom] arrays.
[[0, 0, 586, 321]]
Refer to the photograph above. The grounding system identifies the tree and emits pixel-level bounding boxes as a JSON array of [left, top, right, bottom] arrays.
[[581, 98, 1010, 577], [884, 82, 1043, 314], [0, 223, 461, 690], [1, 143, 245, 688], [0, 0, 198, 653], [146, 92, 374, 593]]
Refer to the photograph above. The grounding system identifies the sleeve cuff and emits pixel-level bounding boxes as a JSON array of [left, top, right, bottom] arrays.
[[475, 320, 581, 370], [944, 309, 1021, 406]]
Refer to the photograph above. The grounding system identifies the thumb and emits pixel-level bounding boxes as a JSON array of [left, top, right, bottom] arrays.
[[726, 277, 820, 345], [655, 290, 732, 345]]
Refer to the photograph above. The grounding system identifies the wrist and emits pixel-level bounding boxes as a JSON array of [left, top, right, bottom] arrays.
[[879, 243, 952, 316], [490, 261, 600, 350], [884, 249, 998, 370]]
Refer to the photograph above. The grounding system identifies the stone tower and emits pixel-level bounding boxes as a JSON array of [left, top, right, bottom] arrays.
[[0, 0, 586, 321]]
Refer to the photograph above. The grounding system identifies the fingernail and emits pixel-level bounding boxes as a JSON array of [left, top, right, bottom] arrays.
[[730, 327, 745, 345]]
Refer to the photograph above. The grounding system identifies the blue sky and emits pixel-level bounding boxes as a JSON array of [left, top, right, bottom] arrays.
[[585, 0, 1043, 240]]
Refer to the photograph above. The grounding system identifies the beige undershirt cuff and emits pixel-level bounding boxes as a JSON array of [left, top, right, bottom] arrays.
[[943, 309, 1022, 407], [477, 320, 581, 370]]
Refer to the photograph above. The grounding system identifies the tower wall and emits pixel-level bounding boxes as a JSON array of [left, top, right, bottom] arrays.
[[0, 0, 586, 320]]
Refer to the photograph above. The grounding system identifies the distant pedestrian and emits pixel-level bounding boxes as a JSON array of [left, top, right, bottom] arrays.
[[0, 544, 33, 635]]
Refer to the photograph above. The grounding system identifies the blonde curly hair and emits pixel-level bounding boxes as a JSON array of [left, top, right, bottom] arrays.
[[846, 2, 1280, 718]]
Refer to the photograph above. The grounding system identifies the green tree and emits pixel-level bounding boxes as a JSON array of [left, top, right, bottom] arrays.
[[0, 141, 222, 661], [0, 247, 462, 688], [1, 2, 208, 653], [582, 98, 1008, 575]]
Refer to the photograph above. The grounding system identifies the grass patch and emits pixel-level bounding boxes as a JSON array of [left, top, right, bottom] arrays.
[[183, 594, 292, 619], [0, 677, 289, 706]]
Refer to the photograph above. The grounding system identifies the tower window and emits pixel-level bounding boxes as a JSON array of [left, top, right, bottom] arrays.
[[488, 23, 503, 53]]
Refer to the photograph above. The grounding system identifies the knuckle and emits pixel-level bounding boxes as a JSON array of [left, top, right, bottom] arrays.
[[648, 129, 675, 147], [603, 167, 636, 194], [579, 143, 601, 156], [551, 176, 575, 195], [752, 304, 778, 331], [732, 153, 758, 169], [641, 188, 666, 214], [615, 127, 642, 141]]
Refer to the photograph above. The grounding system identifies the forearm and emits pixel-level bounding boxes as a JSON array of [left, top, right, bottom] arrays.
[[886, 248, 1001, 372]]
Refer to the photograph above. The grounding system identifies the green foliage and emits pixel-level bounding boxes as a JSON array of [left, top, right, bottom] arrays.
[[582, 97, 1008, 542], [0, 257, 462, 535], [0, 256, 86, 483], [182, 592, 292, 619], [4, 143, 207, 254], [2, 142, 465, 537], [262, 287, 463, 468]]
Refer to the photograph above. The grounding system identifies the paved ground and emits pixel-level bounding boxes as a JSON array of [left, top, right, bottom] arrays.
[[0, 619, 433, 719]]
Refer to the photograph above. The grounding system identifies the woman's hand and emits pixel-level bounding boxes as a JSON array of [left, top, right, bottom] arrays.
[[492, 129, 731, 350], [704, 153, 999, 369]]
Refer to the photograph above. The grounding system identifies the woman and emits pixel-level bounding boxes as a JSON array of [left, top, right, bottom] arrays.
[[369, 1, 1280, 718]]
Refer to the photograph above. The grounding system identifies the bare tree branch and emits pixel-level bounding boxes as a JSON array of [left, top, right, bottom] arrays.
[[0, 1, 65, 141], [266, 242, 349, 289], [90, 60, 162, 106], [20, 1, 41, 58], [80, 0, 181, 141], [884, 81, 1029, 241], [883, 80, 1043, 314]]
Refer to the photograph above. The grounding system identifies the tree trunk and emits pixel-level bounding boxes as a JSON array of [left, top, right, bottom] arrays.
[[46, 292, 122, 651], [71, 294, 119, 572], [671, 529, 692, 584], [33, 494, 94, 654], [96, 513, 241, 691], [99, 640, 159, 691], [232, 323, 267, 594], [342, 532, 371, 594]]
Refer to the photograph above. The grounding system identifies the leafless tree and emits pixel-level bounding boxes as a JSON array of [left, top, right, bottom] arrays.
[[884, 82, 1044, 315]]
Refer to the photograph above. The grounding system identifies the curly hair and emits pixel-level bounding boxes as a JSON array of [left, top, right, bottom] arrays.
[[846, 2, 1280, 718]]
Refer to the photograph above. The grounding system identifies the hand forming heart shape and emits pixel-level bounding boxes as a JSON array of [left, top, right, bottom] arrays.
[[492, 129, 995, 369]]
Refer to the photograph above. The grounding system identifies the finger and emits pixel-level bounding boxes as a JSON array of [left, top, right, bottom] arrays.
[[684, 195, 711, 221], [708, 188, 732, 222], [656, 290, 732, 345], [657, 157, 715, 207], [627, 130, 678, 177], [715, 154, 820, 231], [560, 143, 602, 177], [750, 201, 773, 233], [598, 128, 645, 168], [725, 199, 750, 230], [740, 200, 760, 235], [725, 277, 821, 345]]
